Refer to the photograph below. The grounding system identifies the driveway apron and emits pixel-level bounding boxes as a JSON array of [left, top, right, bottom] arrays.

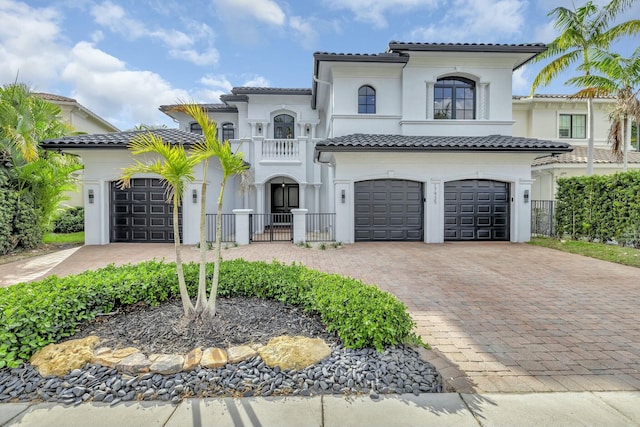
[[2, 241, 639, 393]]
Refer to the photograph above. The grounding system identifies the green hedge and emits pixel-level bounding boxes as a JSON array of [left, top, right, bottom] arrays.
[[555, 171, 640, 246], [53, 207, 84, 233], [0, 259, 418, 368]]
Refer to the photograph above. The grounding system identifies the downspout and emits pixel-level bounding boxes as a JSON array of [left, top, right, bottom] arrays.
[[313, 76, 333, 138]]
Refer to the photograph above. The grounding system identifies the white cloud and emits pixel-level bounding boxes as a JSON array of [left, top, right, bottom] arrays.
[[211, 0, 286, 26], [90, 1, 219, 66], [512, 66, 529, 93], [0, 0, 68, 84], [289, 16, 318, 49], [323, 0, 440, 29], [196, 74, 271, 102], [410, 0, 527, 42], [62, 42, 189, 129]]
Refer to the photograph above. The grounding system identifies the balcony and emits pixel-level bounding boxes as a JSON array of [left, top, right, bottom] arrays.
[[262, 139, 300, 160]]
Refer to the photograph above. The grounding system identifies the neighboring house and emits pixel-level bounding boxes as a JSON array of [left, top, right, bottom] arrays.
[[36, 93, 120, 207], [43, 41, 573, 245], [513, 94, 640, 200]]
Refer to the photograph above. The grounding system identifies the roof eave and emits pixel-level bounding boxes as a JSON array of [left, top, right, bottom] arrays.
[[315, 145, 574, 153]]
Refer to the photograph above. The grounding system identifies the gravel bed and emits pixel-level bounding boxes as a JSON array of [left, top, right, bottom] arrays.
[[0, 345, 442, 404]]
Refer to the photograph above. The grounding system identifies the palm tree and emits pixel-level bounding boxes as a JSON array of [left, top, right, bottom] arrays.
[[568, 47, 640, 170], [119, 132, 200, 317], [170, 103, 248, 319], [530, 0, 640, 176]]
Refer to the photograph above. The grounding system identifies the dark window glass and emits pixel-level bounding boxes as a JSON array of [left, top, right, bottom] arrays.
[[559, 114, 586, 139], [274, 114, 294, 139], [434, 78, 475, 119], [190, 122, 203, 135], [221, 123, 234, 141], [358, 85, 376, 114]]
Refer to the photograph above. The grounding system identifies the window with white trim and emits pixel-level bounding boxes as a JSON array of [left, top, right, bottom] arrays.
[[190, 122, 203, 135], [221, 123, 234, 141], [559, 114, 586, 139], [358, 85, 376, 114]]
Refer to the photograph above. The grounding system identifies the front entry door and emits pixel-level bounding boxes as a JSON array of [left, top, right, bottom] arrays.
[[271, 183, 299, 223]]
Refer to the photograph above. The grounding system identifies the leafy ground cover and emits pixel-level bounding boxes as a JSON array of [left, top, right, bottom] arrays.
[[529, 237, 640, 268]]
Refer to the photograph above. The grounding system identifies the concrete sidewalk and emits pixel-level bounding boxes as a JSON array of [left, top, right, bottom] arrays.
[[2, 392, 640, 427]]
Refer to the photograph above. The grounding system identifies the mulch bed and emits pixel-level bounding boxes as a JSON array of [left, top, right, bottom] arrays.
[[70, 297, 338, 354]]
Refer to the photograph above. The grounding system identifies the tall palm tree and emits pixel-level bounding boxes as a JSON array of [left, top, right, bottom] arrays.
[[119, 132, 200, 317], [170, 103, 248, 319], [530, 0, 640, 175], [568, 46, 640, 170]]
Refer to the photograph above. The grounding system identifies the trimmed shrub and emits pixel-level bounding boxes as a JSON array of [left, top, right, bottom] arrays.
[[0, 187, 43, 254], [0, 259, 418, 368], [53, 207, 84, 233]]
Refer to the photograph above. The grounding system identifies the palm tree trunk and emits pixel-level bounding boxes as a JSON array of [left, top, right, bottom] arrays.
[[587, 98, 594, 176], [623, 116, 630, 172], [174, 196, 195, 317], [194, 162, 209, 316], [206, 181, 225, 318]]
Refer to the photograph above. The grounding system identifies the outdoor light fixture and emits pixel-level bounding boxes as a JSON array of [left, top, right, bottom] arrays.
[[341, 189, 346, 204], [524, 189, 529, 204], [257, 123, 262, 134], [305, 124, 311, 135], [88, 189, 94, 204], [192, 189, 197, 204], [281, 177, 286, 188]]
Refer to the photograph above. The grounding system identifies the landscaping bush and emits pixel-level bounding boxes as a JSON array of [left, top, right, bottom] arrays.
[[53, 207, 84, 233], [0, 259, 418, 368], [0, 185, 43, 254]]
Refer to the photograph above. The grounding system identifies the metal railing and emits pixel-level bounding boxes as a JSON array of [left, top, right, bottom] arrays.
[[306, 213, 336, 242], [262, 139, 299, 160], [531, 200, 555, 237], [205, 214, 236, 243], [250, 213, 293, 242]]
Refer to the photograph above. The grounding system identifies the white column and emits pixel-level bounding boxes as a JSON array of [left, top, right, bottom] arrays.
[[479, 82, 489, 119], [84, 180, 102, 245], [314, 184, 321, 213], [517, 179, 534, 243], [291, 208, 308, 244], [298, 183, 307, 209], [233, 209, 253, 245], [182, 182, 201, 245], [425, 81, 435, 120], [255, 183, 265, 214], [334, 180, 352, 243]]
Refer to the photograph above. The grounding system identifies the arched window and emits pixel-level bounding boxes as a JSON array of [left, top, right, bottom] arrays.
[[274, 114, 294, 139], [434, 78, 475, 119], [190, 122, 203, 134], [358, 85, 376, 114], [221, 123, 234, 141]]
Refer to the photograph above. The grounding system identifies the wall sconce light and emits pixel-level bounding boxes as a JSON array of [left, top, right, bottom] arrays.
[[305, 124, 311, 135], [192, 189, 198, 204], [257, 123, 262, 134], [88, 189, 94, 204], [341, 189, 346, 204], [523, 189, 529, 204], [281, 177, 286, 188]]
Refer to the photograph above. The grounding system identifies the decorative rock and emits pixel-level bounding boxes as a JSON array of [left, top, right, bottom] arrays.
[[201, 348, 227, 369], [116, 353, 151, 374], [30, 336, 100, 377], [183, 348, 202, 371], [93, 347, 142, 368], [258, 336, 331, 370], [112, 347, 140, 358], [226, 346, 257, 364], [150, 354, 184, 375]]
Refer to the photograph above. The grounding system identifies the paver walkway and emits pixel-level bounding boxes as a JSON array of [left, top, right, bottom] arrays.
[[1, 242, 639, 393]]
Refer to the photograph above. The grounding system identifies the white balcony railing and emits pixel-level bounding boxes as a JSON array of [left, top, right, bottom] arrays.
[[262, 139, 299, 160]]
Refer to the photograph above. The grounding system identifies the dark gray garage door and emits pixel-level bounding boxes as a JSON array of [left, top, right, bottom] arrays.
[[354, 179, 423, 241], [444, 180, 509, 241], [110, 178, 180, 243]]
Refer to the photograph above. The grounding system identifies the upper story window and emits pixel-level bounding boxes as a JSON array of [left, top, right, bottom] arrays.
[[221, 123, 234, 141], [434, 78, 475, 119], [559, 114, 586, 139], [190, 122, 203, 135], [274, 114, 294, 139], [358, 85, 376, 114]]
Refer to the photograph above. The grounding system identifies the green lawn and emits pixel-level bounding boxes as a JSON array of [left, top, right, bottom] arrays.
[[43, 232, 85, 245], [529, 237, 640, 268]]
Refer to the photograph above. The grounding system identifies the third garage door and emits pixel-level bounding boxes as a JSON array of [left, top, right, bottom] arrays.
[[354, 179, 423, 241], [444, 180, 509, 241]]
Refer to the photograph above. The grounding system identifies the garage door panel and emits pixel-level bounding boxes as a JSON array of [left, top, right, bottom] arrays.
[[444, 180, 510, 241], [111, 178, 180, 243], [354, 179, 423, 242]]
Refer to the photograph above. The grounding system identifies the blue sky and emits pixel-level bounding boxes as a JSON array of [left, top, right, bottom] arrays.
[[1, 0, 639, 130]]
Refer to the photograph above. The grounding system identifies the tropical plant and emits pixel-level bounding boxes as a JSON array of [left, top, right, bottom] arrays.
[[530, 0, 640, 175], [569, 46, 640, 170], [119, 132, 200, 317], [169, 103, 249, 320]]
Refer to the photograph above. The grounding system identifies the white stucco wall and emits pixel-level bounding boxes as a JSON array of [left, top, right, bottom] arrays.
[[328, 151, 537, 244]]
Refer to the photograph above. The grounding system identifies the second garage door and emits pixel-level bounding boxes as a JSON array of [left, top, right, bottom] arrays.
[[354, 179, 423, 241], [444, 180, 510, 241], [110, 178, 181, 243]]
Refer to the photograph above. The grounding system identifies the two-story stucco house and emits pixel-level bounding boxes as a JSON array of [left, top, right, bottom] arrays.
[[43, 41, 573, 245]]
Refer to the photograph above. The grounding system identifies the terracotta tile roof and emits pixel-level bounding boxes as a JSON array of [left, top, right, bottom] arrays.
[[41, 128, 202, 149], [34, 92, 77, 103], [533, 146, 640, 166], [231, 87, 312, 95], [159, 103, 238, 113], [316, 133, 572, 152]]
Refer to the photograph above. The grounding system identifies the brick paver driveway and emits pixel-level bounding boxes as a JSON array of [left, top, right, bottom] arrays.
[[6, 241, 640, 393]]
